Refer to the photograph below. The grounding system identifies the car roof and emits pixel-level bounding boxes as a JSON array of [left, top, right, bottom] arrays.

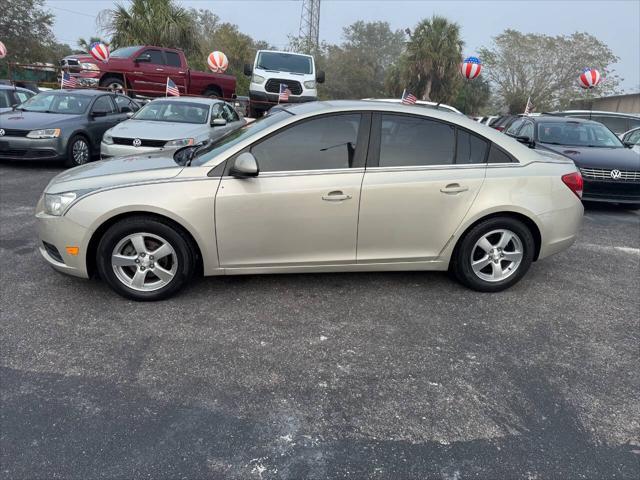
[[51, 89, 111, 97], [147, 97, 225, 106], [364, 98, 462, 114], [531, 115, 602, 125], [552, 110, 640, 118], [0, 85, 33, 93]]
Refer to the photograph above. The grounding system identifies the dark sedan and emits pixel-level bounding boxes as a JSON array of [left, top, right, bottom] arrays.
[[505, 116, 640, 207], [0, 89, 138, 167]]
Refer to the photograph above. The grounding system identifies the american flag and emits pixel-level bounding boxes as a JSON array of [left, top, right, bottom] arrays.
[[524, 96, 534, 115], [278, 83, 291, 102], [401, 89, 417, 105], [166, 77, 180, 97], [60, 72, 77, 88]]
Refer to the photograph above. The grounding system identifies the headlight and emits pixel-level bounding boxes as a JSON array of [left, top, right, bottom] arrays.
[[102, 131, 114, 145], [27, 128, 61, 139], [44, 192, 77, 216], [251, 74, 265, 84], [80, 62, 100, 71], [165, 138, 194, 147], [304, 80, 316, 89]]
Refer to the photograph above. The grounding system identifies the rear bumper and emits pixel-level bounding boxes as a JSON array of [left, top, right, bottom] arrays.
[[0, 136, 66, 161], [537, 202, 584, 260]]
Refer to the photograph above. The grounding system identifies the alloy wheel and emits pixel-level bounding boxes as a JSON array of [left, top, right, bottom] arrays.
[[72, 139, 89, 165], [470, 229, 524, 282], [111, 232, 178, 291]]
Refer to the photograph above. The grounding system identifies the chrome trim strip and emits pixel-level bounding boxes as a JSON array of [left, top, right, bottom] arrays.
[[222, 168, 365, 179]]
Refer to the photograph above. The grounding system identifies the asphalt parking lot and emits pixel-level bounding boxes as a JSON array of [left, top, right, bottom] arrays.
[[0, 161, 638, 480]]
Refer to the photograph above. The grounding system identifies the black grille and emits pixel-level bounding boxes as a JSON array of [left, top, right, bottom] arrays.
[[265, 78, 303, 95], [112, 137, 166, 148], [0, 129, 30, 137], [42, 242, 64, 263], [0, 148, 58, 159]]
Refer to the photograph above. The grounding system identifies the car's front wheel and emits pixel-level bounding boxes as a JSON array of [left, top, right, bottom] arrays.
[[96, 216, 196, 301], [65, 135, 91, 167], [451, 217, 535, 292]]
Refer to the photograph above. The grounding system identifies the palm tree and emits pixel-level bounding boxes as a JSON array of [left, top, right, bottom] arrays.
[[77, 37, 106, 53], [403, 16, 464, 103], [98, 0, 200, 57]]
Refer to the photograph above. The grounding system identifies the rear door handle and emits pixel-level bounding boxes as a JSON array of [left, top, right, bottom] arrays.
[[440, 183, 469, 194], [155, 68, 164, 72], [322, 191, 352, 201]]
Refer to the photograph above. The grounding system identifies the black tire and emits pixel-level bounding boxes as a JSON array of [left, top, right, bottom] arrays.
[[65, 134, 91, 167], [96, 216, 196, 301], [450, 216, 535, 292], [203, 87, 222, 99], [100, 76, 127, 94]]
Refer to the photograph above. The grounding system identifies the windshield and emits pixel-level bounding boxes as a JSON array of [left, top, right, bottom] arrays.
[[256, 52, 313, 74], [110, 46, 142, 58], [537, 121, 624, 148], [191, 111, 291, 166], [133, 101, 209, 124], [19, 92, 91, 114]]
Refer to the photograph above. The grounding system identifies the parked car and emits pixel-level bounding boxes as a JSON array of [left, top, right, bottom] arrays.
[[60, 45, 236, 99], [0, 85, 36, 113], [489, 115, 520, 132], [505, 115, 639, 206], [546, 110, 640, 135], [244, 50, 325, 117], [364, 98, 462, 115], [0, 89, 139, 166], [101, 97, 246, 158], [35, 100, 583, 300], [480, 115, 499, 125], [621, 127, 640, 153]]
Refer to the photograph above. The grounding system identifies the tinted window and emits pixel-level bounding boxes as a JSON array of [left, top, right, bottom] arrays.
[[140, 49, 163, 65], [592, 116, 628, 134], [256, 52, 312, 74], [487, 144, 513, 163], [222, 104, 239, 122], [519, 121, 534, 139], [456, 130, 488, 164], [165, 51, 181, 67], [505, 119, 525, 135], [251, 114, 361, 172], [92, 96, 116, 114], [0, 90, 10, 108], [626, 130, 640, 144], [19, 92, 91, 114], [628, 119, 640, 130], [110, 46, 142, 58], [379, 114, 455, 167], [114, 95, 135, 113]]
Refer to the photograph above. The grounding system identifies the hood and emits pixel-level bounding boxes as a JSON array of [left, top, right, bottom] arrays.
[[46, 150, 183, 194], [63, 54, 130, 70], [253, 67, 314, 81], [109, 120, 206, 140], [537, 143, 640, 170], [0, 110, 84, 129]]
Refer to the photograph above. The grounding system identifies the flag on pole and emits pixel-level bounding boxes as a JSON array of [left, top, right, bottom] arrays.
[[60, 72, 77, 89], [524, 96, 534, 115], [278, 83, 291, 102], [166, 77, 180, 97], [401, 89, 417, 105]]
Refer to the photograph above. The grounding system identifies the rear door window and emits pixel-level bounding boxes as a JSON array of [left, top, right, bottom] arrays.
[[139, 49, 164, 65], [92, 95, 116, 114], [165, 51, 182, 67], [378, 114, 455, 167]]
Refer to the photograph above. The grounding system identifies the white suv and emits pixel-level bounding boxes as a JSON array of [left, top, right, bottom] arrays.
[[244, 50, 325, 117]]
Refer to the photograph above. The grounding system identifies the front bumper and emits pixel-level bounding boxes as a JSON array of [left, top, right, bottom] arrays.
[[249, 91, 316, 111], [36, 207, 91, 278], [101, 142, 163, 159], [0, 136, 66, 161], [582, 179, 640, 204]]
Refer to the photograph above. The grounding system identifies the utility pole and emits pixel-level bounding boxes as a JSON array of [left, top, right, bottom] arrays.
[[298, 0, 321, 53]]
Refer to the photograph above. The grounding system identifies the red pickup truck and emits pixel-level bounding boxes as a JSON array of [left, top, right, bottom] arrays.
[[60, 45, 236, 99]]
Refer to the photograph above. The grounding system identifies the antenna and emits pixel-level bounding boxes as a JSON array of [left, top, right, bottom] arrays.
[[298, 0, 321, 53]]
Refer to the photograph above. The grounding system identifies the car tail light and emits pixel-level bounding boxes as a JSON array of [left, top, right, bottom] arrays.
[[494, 126, 505, 132], [562, 171, 584, 199]]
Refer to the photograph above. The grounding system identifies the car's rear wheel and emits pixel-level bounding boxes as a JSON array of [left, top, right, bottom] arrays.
[[451, 217, 535, 292], [65, 135, 90, 167], [96, 216, 196, 301]]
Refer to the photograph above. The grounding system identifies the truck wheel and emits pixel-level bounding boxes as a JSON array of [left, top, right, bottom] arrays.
[[203, 87, 222, 99], [249, 106, 262, 118], [100, 76, 126, 95]]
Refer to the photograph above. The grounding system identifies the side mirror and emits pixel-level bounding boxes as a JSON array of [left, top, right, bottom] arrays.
[[11, 103, 19, 111], [243, 64, 253, 76], [136, 54, 151, 63], [623, 140, 635, 148], [316, 70, 325, 84], [91, 110, 107, 117], [230, 152, 259, 178], [516, 135, 534, 148], [211, 118, 227, 127]]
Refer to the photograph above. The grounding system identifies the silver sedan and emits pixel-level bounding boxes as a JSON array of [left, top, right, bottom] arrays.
[[100, 97, 245, 158], [37, 101, 583, 300]]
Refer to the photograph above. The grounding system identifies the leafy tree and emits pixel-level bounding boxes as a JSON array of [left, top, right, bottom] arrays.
[[452, 76, 491, 115], [479, 30, 621, 113], [398, 16, 464, 103], [98, 0, 200, 57]]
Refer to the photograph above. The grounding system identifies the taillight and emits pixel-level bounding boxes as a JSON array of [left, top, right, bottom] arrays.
[[494, 126, 505, 132], [562, 171, 583, 199]]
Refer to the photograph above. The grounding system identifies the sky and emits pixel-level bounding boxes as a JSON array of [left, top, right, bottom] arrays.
[[45, 0, 640, 92]]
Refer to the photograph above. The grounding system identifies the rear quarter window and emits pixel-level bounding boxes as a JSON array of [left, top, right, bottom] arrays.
[[487, 144, 516, 163]]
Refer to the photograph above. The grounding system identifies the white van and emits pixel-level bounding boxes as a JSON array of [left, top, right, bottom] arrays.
[[244, 50, 325, 117]]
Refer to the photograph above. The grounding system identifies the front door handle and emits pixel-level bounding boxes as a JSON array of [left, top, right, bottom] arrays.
[[440, 183, 469, 194], [155, 68, 164, 72], [322, 191, 352, 201]]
